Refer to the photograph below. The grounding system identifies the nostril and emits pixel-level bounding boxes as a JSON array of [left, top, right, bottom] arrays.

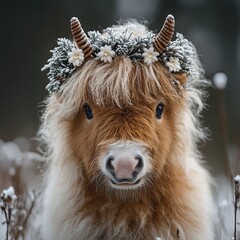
[[134, 155, 144, 173], [106, 156, 115, 173]]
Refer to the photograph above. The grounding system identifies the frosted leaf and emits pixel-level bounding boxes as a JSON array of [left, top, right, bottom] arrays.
[[46, 80, 61, 93], [42, 38, 76, 93], [162, 33, 199, 77], [88, 28, 155, 61], [42, 23, 203, 93]]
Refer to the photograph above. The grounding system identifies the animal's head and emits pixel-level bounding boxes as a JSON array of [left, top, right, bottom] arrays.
[[41, 15, 207, 198]]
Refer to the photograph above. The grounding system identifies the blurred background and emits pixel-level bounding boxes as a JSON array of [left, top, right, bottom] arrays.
[[1, 0, 239, 175], [0, 0, 240, 238]]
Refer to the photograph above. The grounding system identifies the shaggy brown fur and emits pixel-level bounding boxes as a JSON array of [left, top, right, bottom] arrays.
[[40, 57, 213, 240]]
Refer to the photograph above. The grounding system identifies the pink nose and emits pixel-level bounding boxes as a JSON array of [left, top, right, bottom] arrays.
[[106, 154, 144, 182]]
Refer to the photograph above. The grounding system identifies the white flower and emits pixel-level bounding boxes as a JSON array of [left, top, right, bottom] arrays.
[[142, 47, 159, 65], [165, 57, 181, 72], [213, 72, 228, 89], [2, 186, 17, 201], [68, 48, 84, 67], [234, 175, 240, 183], [97, 45, 115, 63]]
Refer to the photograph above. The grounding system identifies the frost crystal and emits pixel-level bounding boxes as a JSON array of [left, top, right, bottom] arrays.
[[162, 33, 200, 79], [88, 28, 155, 61], [42, 26, 202, 93], [41, 38, 76, 93]]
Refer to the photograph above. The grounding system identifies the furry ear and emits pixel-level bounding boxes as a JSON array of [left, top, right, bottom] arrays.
[[173, 72, 187, 85]]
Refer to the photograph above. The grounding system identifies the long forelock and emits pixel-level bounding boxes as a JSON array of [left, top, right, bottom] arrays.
[[57, 57, 183, 119]]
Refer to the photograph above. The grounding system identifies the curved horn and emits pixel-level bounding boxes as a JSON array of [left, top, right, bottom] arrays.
[[70, 17, 93, 59], [153, 14, 175, 54]]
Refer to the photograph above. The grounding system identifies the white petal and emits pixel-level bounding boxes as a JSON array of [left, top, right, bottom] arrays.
[[149, 47, 154, 52], [76, 49, 83, 54], [79, 56, 84, 62], [68, 57, 74, 63], [103, 57, 108, 63], [97, 51, 105, 57], [72, 48, 78, 54], [147, 59, 152, 65], [144, 57, 151, 65], [75, 60, 81, 66], [107, 56, 112, 62], [152, 56, 158, 62], [105, 45, 111, 51], [68, 52, 73, 57], [109, 50, 115, 57], [143, 47, 148, 53]]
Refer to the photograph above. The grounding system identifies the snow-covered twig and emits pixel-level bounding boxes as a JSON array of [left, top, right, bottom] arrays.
[[233, 175, 240, 240], [0, 186, 17, 240]]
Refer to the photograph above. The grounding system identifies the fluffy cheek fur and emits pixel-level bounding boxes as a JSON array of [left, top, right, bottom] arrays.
[[68, 100, 181, 193]]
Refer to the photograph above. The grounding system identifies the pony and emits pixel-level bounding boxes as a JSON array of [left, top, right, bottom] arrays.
[[39, 15, 214, 240]]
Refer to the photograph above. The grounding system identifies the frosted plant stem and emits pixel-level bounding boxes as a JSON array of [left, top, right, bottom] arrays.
[[218, 90, 234, 188], [234, 183, 237, 240], [3, 208, 9, 240], [233, 179, 239, 240]]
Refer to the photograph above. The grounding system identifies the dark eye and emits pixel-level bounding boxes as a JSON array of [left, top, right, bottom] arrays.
[[83, 103, 93, 120], [156, 103, 164, 119]]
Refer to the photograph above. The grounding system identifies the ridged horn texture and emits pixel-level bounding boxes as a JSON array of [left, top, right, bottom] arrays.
[[70, 17, 93, 59], [153, 14, 175, 54]]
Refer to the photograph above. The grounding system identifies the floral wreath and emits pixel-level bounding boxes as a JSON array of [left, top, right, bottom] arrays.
[[42, 15, 199, 93]]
